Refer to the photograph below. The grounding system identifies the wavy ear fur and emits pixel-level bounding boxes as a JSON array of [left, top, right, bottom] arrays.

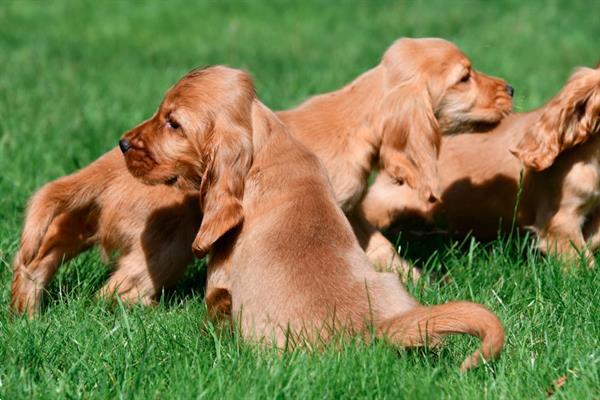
[[378, 83, 442, 202], [512, 67, 600, 171], [192, 115, 253, 258]]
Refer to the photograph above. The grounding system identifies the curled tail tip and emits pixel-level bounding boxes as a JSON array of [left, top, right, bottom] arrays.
[[459, 352, 481, 372], [459, 304, 505, 371], [459, 339, 504, 372]]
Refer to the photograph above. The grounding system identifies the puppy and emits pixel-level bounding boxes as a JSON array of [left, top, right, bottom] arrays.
[[11, 38, 512, 315], [121, 66, 504, 371], [360, 66, 600, 262], [279, 37, 512, 276]]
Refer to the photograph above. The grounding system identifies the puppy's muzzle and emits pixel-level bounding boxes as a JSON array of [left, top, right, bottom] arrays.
[[119, 139, 132, 154], [506, 85, 514, 97]]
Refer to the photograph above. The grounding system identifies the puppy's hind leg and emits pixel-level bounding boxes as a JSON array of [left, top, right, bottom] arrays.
[[99, 248, 155, 305], [11, 211, 96, 316], [99, 238, 194, 306], [100, 197, 201, 306]]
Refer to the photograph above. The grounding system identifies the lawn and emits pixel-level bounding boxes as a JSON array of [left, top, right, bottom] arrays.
[[0, 0, 599, 398]]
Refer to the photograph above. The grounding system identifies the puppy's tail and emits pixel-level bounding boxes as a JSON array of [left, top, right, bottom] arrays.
[[378, 301, 504, 371], [16, 166, 106, 267]]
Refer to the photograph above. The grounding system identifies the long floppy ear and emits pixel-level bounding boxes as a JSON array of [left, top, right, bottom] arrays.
[[378, 83, 442, 203], [192, 116, 253, 258], [512, 68, 600, 171]]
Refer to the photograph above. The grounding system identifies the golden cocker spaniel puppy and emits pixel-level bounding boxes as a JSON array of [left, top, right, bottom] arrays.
[[361, 66, 600, 263], [11, 38, 512, 315], [279, 38, 512, 276], [120, 66, 504, 371]]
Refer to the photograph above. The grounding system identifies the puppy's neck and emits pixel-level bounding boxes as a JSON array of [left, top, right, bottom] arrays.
[[277, 67, 385, 207]]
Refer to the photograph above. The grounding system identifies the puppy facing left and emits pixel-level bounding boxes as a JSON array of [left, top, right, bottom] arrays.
[[121, 66, 504, 371]]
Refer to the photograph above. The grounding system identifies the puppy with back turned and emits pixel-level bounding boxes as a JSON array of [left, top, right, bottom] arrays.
[[120, 66, 505, 371]]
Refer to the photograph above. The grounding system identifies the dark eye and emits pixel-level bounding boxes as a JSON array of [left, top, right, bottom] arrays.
[[166, 116, 181, 130], [460, 73, 471, 83]]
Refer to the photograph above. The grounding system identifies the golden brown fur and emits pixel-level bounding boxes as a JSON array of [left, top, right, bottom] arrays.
[[279, 38, 512, 276], [9, 152, 203, 313], [361, 67, 600, 263], [121, 66, 504, 371], [11, 38, 511, 314]]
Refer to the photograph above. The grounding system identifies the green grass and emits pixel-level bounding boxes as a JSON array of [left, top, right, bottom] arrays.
[[1, 0, 599, 398]]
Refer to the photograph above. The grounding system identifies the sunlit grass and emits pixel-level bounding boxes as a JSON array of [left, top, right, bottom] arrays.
[[0, 0, 598, 398]]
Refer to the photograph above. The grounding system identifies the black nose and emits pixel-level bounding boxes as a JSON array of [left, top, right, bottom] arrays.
[[119, 139, 132, 154], [506, 84, 514, 97]]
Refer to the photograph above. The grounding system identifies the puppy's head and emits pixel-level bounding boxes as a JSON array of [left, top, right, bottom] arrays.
[[121, 66, 270, 257], [377, 37, 513, 203], [511, 66, 600, 171]]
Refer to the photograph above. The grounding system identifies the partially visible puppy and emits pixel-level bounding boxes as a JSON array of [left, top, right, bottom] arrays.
[[280, 37, 513, 275], [360, 66, 600, 263], [11, 37, 512, 315], [121, 66, 505, 371], [10, 151, 200, 315]]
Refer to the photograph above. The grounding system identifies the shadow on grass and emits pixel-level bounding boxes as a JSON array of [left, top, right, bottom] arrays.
[[158, 259, 207, 306], [384, 220, 544, 276]]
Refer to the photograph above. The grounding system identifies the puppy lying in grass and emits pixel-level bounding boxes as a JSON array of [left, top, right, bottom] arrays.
[[11, 38, 513, 315], [361, 66, 600, 264], [120, 66, 504, 371]]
